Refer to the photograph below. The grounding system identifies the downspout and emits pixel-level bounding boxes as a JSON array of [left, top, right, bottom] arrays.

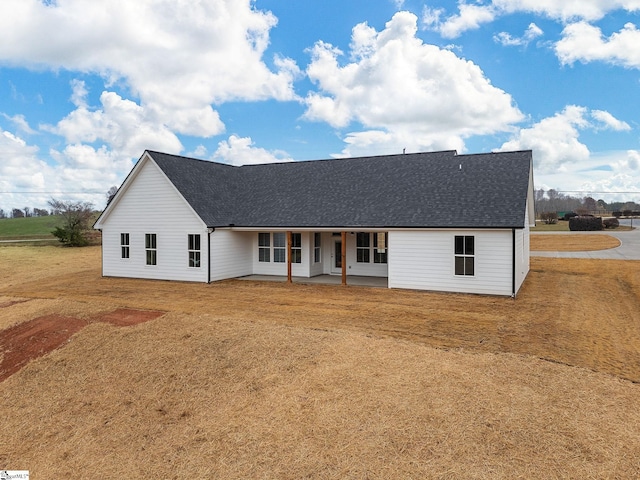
[[207, 228, 214, 284], [511, 229, 516, 298]]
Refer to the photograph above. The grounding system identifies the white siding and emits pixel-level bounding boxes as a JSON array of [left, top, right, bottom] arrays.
[[210, 229, 253, 281], [388, 230, 513, 296], [514, 203, 531, 294], [99, 159, 208, 282]]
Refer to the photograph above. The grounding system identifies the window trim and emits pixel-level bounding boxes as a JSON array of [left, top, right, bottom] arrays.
[[258, 232, 270, 262], [356, 232, 388, 264], [120, 233, 130, 259], [314, 232, 321, 263], [273, 232, 286, 263], [454, 235, 475, 276], [145, 233, 157, 266], [188, 234, 201, 268], [291, 232, 302, 264]]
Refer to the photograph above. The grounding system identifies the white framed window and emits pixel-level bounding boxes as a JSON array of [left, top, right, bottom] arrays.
[[188, 234, 201, 268], [357, 232, 387, 264], [273, 232, 286, 263], [314, 232, 321, 263], [258, 233, 270, 262], [373, 232, 388, 264], [145, 233, 157, 266], [454, 235, 474, 276], [356, 232, 370, 263], [291, 233, 302, 263], [120, 233, 130, 259]]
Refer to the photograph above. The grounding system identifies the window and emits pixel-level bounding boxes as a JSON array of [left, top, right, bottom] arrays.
[[145, 234, 157, 266], [188, 234, 201, 268], [120, 233, 130, 259], [356, 232, 370, 263], [314, 233, 321, 263], [373, 232, 388, 264], [258, 233, 270, 262], [273, 232, 286, 263], [356, 232, 388, 264], [291, 233, 302, 263], [454, 235, 474, 276]]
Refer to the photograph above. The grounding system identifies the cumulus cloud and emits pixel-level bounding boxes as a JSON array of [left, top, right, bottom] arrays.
[[556, 21, 640, 68], [423, 1, 640, 38], [424, 3, 496, 38], [49, 87, 183, 159], [494, 23, 543, 46], [498, 106, 632, 175], [304, 11, 523, 157], [0, 0, 300, 137], [498, 105, 592, 173], [212, 135, 293, 166]]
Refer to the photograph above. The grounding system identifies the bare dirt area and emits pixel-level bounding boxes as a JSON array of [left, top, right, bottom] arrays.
[[1, 243, 639, 478]]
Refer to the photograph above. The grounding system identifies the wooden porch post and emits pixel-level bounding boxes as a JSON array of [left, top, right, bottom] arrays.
[[286, 231, 292, 284], [341, 231, 347, 286]]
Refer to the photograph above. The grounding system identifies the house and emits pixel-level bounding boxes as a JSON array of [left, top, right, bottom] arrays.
[[93, 149, 535, 296]]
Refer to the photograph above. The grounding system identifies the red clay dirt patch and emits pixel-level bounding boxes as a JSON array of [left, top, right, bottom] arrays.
[[0, 308, 164, 382]]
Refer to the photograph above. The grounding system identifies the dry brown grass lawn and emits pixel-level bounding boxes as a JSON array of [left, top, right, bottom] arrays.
[[1, 244, 639, 478], [531, 233, 621, 251]]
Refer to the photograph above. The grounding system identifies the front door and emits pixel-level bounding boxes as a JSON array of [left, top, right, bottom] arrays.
[[331, 239, 342, 274]]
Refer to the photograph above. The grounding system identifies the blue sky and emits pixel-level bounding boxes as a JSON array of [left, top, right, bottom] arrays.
[[1, 0, 640, 212]]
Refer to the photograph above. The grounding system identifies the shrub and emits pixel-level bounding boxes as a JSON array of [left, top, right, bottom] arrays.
[[540, 211, 558, 224], [603, 218, 619, 229], [569, 216, 603, 231], [563, 212, 578, 221], [613, 211, 622, 218]]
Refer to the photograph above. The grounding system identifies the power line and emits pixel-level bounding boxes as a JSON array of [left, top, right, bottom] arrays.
[[0, 191, 105, 194]]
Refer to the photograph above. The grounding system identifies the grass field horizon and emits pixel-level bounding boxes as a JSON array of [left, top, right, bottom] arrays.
[[1, 242, 639, 478]]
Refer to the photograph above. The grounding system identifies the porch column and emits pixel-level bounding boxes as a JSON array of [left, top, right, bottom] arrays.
[[341, 231, 347, 286], [287, 230, 292, 283]]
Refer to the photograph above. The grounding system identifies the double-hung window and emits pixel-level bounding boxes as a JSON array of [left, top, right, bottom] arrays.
[[357, 233, 388, 264], [273, 232, 286, 263], [356, 233, 370, 263], [454, 235, 474, 276], [258, 233, 270, 262], [291, 233, 302, 263], [188, 234, 201, 268], [314, 233, 321, 263], [120, 233, 130, 259], [373, 233, 388, 264], [145, 233, 157, 266]]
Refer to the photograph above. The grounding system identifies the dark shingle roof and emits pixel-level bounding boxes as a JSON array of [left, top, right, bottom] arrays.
[[148, 149, 532, 229]]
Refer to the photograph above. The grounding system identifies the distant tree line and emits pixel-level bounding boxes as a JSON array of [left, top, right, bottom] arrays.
[[535, 189, 640, 218], [0, 207, 52, 219]]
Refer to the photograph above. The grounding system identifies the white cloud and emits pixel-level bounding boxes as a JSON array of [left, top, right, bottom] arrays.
[[591, 110, 631, 131], [430, 3, 496, 39], [498, 105, 591, 173], [423, 1, 640, 37], [556, 22, 640, 68], [212, 135, 293, 166], [304, 11, 523, 157], [535, 150, 640, 202], [499, 107, 639, 200], [0, 0, 299, 137], [50, 89, 183, 159], [494, 23, 544, 46], [2, 113, 37, 135]]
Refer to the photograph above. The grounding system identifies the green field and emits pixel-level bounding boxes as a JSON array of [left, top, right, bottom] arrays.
[[0, 215, 61, 239]]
